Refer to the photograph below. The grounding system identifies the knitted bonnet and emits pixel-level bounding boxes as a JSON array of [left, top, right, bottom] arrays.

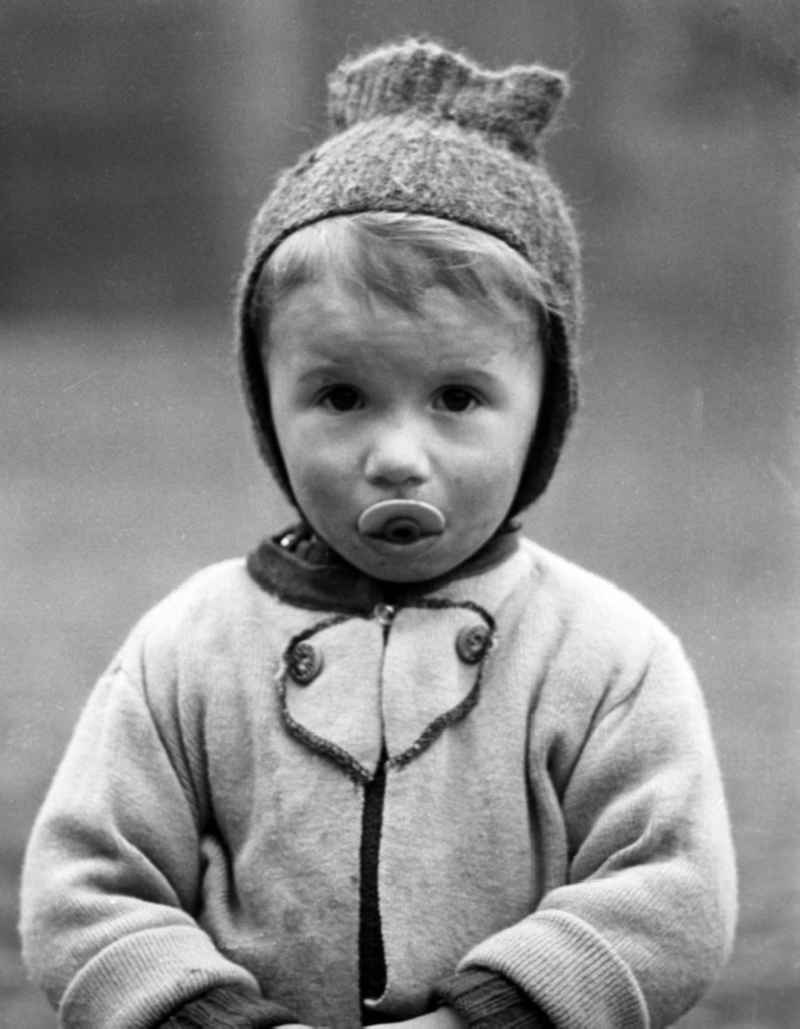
[[238, 38, 581, 515]]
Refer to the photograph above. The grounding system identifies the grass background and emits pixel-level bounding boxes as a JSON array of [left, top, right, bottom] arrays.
[[2, 309, 797, 1028]]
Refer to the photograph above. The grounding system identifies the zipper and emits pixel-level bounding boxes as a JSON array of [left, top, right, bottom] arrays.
[[361, 603, 395, 1005]]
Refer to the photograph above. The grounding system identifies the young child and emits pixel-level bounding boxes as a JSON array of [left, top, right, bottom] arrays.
[[20, 39, 737, 1029]]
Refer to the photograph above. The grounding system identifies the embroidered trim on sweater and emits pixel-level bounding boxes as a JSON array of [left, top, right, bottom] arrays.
[[276, 614, 375, 784], [387, 599, 496, 770]]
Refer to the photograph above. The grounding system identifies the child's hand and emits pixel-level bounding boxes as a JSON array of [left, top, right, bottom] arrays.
[[367, 1007, 465, 1029]]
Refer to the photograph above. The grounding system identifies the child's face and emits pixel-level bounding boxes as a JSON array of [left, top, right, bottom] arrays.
[[265, 276, 544, 582]]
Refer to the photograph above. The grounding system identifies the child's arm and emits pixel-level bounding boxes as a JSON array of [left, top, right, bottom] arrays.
[[447, 625, 737, 1027], [19, 625, 302, 1029]]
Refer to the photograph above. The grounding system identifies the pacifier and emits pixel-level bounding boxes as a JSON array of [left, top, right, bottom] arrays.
[[357, 499, 446, 544]]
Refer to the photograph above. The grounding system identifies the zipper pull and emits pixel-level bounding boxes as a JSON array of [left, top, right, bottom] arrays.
[[373, 602, 396, 628]]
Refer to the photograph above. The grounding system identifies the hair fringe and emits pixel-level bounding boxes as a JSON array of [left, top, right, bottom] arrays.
[[253, 213, 549, 348]]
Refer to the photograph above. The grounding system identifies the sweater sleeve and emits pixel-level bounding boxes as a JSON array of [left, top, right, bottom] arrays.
[[435, 967, 554, 1028], [458, 626, 737, 1028], [160, 984, 297, 1027], [19, 627, 275, 1028]]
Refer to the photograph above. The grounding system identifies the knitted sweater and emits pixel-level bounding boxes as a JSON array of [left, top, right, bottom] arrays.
[[20, 533, 736, 1027]]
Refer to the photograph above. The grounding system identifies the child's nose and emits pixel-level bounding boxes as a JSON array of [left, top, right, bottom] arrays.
[[364, 421, 431, 487]]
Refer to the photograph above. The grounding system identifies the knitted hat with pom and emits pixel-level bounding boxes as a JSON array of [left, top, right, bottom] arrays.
[[238, 38, 582, 515]]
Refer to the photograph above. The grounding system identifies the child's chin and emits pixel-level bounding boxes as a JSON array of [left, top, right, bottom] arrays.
[[352, 535, 458, 583]]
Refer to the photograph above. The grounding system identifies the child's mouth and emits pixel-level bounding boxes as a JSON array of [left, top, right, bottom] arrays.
[[357, 499, 446, 545]]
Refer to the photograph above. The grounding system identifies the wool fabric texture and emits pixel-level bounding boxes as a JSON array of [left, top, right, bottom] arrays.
[[238, 38, 582, 514], [20, 536, 737, 1027], [161, 984, 294, 1027]]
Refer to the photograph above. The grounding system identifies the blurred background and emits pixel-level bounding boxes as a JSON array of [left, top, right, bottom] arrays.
[[2, 1, 798, 1026]]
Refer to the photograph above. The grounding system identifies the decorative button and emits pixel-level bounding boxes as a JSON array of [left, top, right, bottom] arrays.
[[287, 641, 323, 685], [455, 624, 492, 665]]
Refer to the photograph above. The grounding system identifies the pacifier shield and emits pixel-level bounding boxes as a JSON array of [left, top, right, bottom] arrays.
[[357, 500, 446, 542]]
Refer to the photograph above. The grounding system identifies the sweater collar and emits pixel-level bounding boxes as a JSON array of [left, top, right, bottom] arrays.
[[246, 522, 520, 615]]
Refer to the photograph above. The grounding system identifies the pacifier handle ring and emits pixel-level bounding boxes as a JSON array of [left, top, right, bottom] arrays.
[[357, 499, 446, 539]]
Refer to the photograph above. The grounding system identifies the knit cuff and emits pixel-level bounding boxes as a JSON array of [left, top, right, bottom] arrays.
[[435, 967, 555, 1029], [159, 984, 299, 1028]]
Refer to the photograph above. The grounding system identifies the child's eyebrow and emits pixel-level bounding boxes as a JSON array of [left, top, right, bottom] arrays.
[[431, 363, 500, 384], [294, 357, 362, 382]]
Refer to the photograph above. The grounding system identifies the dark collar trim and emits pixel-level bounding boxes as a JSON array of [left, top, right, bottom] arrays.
[[246, 524, 520, 614]]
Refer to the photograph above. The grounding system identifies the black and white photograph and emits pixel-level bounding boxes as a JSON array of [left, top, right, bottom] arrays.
[[3, 3, 798, 1027]]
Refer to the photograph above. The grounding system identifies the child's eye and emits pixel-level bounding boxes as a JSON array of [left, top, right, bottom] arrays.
[[434, 386, 481, 413], [318, 384, 363, 412]]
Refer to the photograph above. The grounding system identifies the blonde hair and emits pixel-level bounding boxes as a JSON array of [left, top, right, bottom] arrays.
[[252, 212, 548, 347]]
